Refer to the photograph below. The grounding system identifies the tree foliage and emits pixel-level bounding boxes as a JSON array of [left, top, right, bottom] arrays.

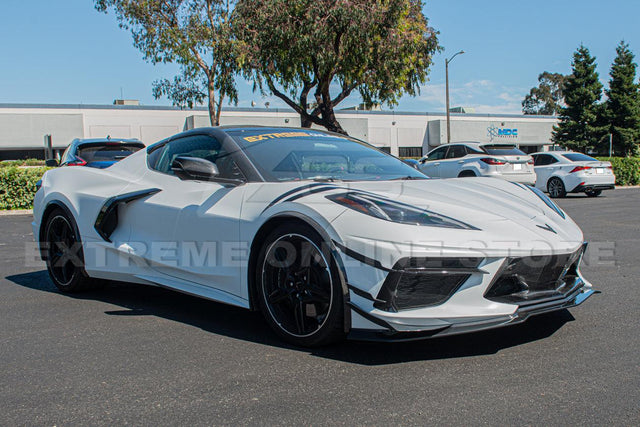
[[604, 41, 640, 156], [233, 0, 440, 134], [553, 45, 607, 152], [522, 72, 566, 115], [95, 0, 239, 126]]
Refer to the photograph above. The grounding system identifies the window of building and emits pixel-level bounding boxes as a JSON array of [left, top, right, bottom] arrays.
[[398, 147, 423, 158]]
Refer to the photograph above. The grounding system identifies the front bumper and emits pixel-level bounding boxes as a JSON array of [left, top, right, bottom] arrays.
[[348, 280, 597, 342], [339, 241, 597, 342]]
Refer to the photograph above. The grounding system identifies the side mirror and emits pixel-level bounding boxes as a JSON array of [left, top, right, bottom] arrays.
[[170, 156, 245, 186], [45, 159, 59, 167], [171, 156, 219, 181]]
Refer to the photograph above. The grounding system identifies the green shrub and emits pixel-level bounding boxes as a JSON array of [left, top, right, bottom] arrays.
[[0, 167, 50, 210], [596, 157, 640, 186], [0, 159, 46, 168]]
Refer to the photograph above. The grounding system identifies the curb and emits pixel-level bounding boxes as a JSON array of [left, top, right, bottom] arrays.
[[0, 209, 33, 216]]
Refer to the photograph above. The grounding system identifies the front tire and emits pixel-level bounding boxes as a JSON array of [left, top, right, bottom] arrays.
[[547, 177, 567, 198], [43, 208, 95, 292], [585, 189, 602, 197], [256, 223, 346, 347]]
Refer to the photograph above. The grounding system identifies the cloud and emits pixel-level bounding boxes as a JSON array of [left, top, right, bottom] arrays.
[[403, 79, 526, 114]]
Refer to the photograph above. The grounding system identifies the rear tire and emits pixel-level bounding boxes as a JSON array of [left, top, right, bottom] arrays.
[[255, 223, 346, 347], [547, 177, 566, 198], [458, 170, 477, 178], [585, 189, 602, 197], [43, 208, 96, 292]]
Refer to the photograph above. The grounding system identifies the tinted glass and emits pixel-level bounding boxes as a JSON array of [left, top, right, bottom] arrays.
[[534, 154, 558, 165], [533, 154, 545, 166], [77, 143, 143, 163], [445, 145, 467, 159], [481, 145, 527, 156], [227, 129, 425, 182], [465, 145, 484, 155], [562, 153, 597, 162], [154, 135, 243, 180], [427, 146, 447, 161]]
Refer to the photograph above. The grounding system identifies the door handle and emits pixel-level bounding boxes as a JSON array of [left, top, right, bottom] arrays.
[[458, 160, 464, 163], [434, 162, 440, 166]]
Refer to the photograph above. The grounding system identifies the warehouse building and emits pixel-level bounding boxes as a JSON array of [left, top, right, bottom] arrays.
[[0, 103, 558, 160]]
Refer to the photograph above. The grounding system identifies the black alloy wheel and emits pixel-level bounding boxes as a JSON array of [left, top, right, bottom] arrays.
[[43, 208, 95, 292], [257, 223, 345, 346]]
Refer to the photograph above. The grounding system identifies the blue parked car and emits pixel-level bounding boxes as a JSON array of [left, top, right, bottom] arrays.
[[48, 137, 145, 169]]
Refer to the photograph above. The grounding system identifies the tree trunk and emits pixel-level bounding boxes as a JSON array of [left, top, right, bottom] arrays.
[[319, 104, 347, 135], [300, 115, 313, 128], [207, 80, 218, 126]]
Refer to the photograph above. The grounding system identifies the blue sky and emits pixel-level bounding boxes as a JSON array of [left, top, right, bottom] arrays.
[[1, 0, 639, 113]]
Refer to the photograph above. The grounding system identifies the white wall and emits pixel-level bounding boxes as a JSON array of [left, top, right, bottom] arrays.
[[0, 104, 558, 157]]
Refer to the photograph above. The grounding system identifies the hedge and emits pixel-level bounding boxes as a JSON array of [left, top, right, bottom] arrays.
[[596, 157, 640, 186], [0, 167, 50, 210], [0, 159, 46, 168]]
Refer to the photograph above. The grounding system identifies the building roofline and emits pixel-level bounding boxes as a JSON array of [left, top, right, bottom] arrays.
[[0, 102, 558, 120]]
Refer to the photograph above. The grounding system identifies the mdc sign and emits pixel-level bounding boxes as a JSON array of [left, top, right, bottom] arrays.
[[487, 124, 518, 140]]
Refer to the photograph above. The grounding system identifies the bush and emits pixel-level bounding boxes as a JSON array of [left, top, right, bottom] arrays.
[[596, 157, 640, 186], [0, 159, 46, 168], [0, 167, 49, 210]]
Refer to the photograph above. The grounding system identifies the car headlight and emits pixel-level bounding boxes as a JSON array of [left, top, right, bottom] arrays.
[[528, 186, 565, 219], [326, 192, 478, 229]]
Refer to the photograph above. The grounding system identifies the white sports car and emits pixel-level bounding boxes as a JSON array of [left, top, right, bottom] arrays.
[[531, 151, 615, 198], [33, 127, 597, 346]]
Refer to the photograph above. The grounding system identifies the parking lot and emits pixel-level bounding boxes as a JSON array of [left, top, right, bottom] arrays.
[[1, 189, 638, 425]]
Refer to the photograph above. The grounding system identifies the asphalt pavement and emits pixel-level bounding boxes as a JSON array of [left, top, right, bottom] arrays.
[[1, 189, 638, 425]]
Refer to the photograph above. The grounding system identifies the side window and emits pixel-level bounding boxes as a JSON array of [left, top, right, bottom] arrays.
[[427, 146, 447, 161], [152, 135, 244, 180], [445, 145, 466, 159], [465, 145, 484, 155], [534, 154, 556, 166]]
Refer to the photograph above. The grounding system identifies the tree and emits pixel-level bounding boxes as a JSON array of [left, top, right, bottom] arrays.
[[553, 45, 607, 152], [95, 0, 238, 126], [604, 41, 640, 156], [233, 0, 440, 134], [522, 72, 566, 115]]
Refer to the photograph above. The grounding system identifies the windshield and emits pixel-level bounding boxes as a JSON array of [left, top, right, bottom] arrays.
[[562, 153, 597, 162], [227, 129, 426, 182], [77, 143, 144, 163], [481, 145, 526, 156]]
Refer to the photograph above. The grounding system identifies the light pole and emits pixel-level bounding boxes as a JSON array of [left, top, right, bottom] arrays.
[[445, 50, 465, 144]]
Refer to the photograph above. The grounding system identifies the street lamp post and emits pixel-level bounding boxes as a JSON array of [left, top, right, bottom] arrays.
[[445, 50, 465, 144]]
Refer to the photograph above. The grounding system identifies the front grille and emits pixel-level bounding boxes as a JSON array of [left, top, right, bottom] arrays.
[[484, 247, 584, 304], [374, 257, 482, 312]]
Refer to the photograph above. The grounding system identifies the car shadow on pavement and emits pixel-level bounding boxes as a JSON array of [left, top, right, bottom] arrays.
[[6, 270, 575, 366]]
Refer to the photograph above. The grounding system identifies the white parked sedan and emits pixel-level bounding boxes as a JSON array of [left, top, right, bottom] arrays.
[[418, 142, 536, 185], [531, 151, 615, 198]]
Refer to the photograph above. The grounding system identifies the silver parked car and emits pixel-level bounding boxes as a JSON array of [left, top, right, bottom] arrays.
[[418, 142, 536, 185]]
